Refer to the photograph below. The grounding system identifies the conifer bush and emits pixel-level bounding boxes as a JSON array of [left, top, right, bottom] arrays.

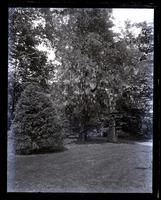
[[12, 83, 64, 154]]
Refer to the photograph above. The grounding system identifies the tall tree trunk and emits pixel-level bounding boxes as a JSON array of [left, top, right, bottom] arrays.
[[79, 98, 89, 142], [78, 132, 82, 141], [83, 130, 88, 141], [107, 116, 117, 142], [78, 130, 87, 141], [107, 91, 118, 142]]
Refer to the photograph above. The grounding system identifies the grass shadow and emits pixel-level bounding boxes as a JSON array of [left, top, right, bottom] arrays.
[[71, 137, 109, 145], [69, 137, 138, 145], [16, 146, 68, 156]]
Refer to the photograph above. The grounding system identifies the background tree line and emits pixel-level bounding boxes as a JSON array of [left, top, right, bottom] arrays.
[[8, 8, 153, 154]]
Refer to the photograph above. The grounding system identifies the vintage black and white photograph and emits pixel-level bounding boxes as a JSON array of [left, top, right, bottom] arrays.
[[8, 8, 153, 193]]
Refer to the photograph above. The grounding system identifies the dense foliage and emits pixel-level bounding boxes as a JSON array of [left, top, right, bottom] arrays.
[[8, 8, 153, 153], [12, 83, 64, 154], [8, 8, 54, 128], [116, 21, 153, 138], [40, 8, 153, 140]]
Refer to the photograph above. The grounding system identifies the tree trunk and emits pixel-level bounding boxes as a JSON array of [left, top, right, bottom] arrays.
[[107, 116, 117, 142], [78, 130, 87, 142], [78, 132, 82, 141], [79, 104, 88, 142], [83, 130, 88, 141]]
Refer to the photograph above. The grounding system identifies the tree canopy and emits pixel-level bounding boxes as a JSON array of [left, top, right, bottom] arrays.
[[9, 8, 153, 148]]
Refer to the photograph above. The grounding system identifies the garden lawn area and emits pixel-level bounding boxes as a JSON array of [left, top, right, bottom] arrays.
[[7, 139, 152, 193]]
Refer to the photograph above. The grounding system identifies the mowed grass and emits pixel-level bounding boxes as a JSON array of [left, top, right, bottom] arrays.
[[7, 139, 152, 193]]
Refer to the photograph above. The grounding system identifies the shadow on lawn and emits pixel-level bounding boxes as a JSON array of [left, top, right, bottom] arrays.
[[71, 137, 123, 145], [68, 136, 137, 145], [17, 147, 68, 155], [19, 136, 151, 155]]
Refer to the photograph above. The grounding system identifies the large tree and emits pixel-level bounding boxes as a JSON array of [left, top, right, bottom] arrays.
[[10, 8, 153, 143], [116, 21, 153, 138], [40, 8, 139, 141], [8, 8, 53, 128]]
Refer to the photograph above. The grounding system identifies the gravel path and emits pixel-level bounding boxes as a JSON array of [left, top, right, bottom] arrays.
[[7, 140, 152, 193]]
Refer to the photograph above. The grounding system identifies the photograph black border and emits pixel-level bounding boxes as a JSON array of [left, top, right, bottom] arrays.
[[0, 0, 160, 199]]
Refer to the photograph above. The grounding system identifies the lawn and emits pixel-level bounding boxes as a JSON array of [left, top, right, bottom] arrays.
[[7, 138, 152, 193]]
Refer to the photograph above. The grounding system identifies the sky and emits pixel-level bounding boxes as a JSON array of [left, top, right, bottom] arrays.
[[112, 8, 154, 33], [112, 8, 154, 23]]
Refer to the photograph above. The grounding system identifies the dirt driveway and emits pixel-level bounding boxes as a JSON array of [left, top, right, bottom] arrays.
[[7, 140, 152, 193]]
